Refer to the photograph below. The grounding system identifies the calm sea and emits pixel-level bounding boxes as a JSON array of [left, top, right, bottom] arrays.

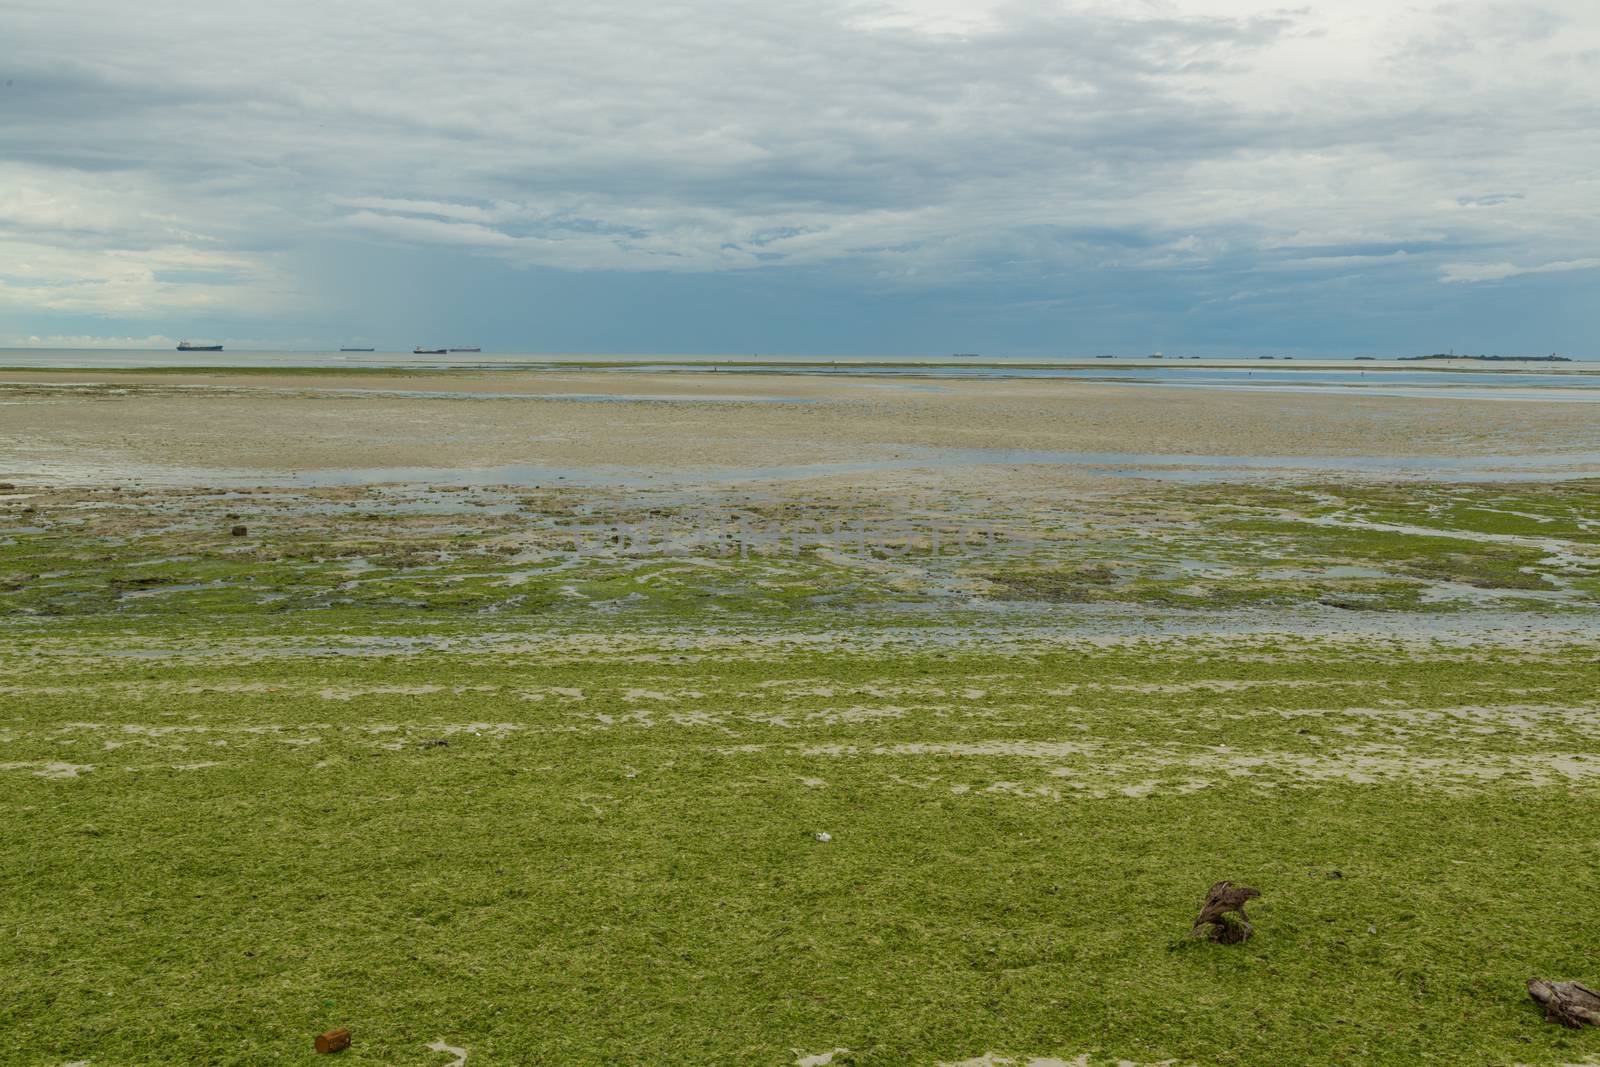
[[3, 349, 1600, 400]]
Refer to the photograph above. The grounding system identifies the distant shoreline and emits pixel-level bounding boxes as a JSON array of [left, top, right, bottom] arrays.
[[0, 350, 1596, 376]]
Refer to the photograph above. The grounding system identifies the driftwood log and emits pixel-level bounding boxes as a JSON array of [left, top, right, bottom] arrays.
[[1528, 979, 1600, 1028], [1191, 880, 1260, 943]]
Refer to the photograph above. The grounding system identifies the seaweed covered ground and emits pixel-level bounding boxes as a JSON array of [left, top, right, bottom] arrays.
[[3, 469, 1599, 1066], [3, 627, 1600, 1067], [3, 478, 1599, 622]]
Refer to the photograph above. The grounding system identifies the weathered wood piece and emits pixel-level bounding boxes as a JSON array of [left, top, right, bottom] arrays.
[[315, 1028, 352, 1054], [1528, 979, 1600, 1028], [1191, 880, 1260, 943]]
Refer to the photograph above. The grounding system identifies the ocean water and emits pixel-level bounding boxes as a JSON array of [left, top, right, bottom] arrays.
[[2, 349, 1600, 402]]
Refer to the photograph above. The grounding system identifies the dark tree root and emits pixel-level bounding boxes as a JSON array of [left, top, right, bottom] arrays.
[[1191, 880, 1260, 943], [1528, 979, 1600, 1027]]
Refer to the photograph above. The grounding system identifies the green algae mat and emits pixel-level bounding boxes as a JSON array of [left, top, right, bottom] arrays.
[[4, 630, 1599, 1065], [3, 480, 1599, 1065]]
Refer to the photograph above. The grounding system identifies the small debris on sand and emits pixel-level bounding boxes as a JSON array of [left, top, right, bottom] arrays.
[[314, 1028, 351, 1053], [1191, 880, 1260, 943], [1528, 978, 1600, 1027]]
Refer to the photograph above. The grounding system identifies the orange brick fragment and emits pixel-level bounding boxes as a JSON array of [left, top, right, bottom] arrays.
[[315, 1028, 351, 1054]]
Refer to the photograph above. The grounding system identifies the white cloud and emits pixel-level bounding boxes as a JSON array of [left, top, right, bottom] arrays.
[[0, 236, 296, 315], [0, 161, 298, 316], [0, 333, 178, 348], [1283, 250, 1413, 271], [1439, 257, 1600, 284]]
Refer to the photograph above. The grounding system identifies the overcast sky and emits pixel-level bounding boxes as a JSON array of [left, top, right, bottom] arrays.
[[1, 0, 1596, 355]]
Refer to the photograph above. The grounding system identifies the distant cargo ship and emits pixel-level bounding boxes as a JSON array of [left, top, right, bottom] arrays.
[[176, 340, 222, 352], [339, 347, 375, 352], [414, 347, 447, 355], [448, 347, 481, 353]]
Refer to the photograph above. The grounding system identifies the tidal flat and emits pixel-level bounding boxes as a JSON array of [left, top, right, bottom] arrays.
[[2, 370, 1598, 1065]]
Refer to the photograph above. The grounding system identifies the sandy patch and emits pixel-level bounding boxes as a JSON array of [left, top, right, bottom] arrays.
[[0, 761, 92, 778], [939, 1056, 1175, 1067], [1042, 679, 1370, 696], [318, 684, 449, 700], [942, 1056, 1197, 1067], [623, 688, 705, 703], [518, 686, 587, 702], [795, 1050, 851, 1067], [802, 741, 1093, 759], [24, 720, 524, 751], [440, 722, 521, 738], [425, 1039, 469, 1067], [786, 738, 1600, 796]]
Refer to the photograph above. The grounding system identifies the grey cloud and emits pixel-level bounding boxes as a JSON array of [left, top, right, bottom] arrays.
[[0, 0, 1596, 324]]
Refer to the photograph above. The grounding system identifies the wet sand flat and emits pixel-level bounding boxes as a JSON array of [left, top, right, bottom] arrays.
[[3, 369, 1599, 486]]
